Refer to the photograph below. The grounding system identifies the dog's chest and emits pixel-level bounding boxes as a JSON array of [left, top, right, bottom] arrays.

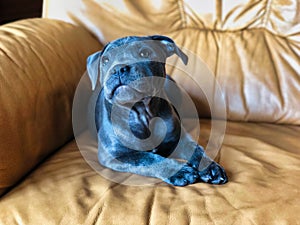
[[128, 97, 178, 142], [128, 101, 154, 139]]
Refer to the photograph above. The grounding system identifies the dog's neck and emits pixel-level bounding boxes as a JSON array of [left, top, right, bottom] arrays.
[[137, 96, 162, 117]]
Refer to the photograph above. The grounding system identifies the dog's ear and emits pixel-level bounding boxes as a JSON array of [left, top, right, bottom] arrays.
[[150, 35, 188, 65], [87, 51, 102, 90]]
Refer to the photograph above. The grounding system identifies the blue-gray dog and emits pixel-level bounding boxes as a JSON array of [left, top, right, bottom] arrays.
[[87, 35, 228, 186]]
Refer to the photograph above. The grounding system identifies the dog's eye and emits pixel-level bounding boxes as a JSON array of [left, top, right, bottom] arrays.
[[102, 56, 109, 65], [139, 48, 151, 58]]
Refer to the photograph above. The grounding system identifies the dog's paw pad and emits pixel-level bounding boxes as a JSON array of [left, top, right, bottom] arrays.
[[164, 165, 199, 186], [198, 162, 228, 185]]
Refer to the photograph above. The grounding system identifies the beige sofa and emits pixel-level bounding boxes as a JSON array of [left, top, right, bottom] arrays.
[[0, 1, 299, 224]]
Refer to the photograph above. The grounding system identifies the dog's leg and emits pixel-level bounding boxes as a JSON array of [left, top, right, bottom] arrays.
[[98, 148, 199, 186], [170, 132, 228, 184]]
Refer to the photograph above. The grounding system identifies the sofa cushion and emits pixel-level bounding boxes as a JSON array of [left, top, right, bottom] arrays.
[[0, 121, 299, 224], [0, 18, 102, 195], [43, 0, 300, 124]]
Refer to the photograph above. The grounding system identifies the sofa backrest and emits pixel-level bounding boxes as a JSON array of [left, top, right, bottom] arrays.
[[43, 0, 300, 124]]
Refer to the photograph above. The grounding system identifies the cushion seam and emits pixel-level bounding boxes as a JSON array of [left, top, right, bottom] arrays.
[[169, 26, 292, 40]]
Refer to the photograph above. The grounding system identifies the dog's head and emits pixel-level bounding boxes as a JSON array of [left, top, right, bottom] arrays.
[[87, 35, 188, 103]]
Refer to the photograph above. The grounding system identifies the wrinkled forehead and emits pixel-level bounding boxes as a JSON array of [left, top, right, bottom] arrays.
[[102, 36, 161, 55], [99, 37, 167, 84]]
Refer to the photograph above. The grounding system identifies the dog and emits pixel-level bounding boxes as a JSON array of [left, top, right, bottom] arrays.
[[86, 35, 228, 186]]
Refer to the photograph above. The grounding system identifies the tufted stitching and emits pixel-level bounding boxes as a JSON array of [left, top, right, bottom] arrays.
[[171, 0, 298, 40], [216, 0, 223, 28], [183, 3, 207, 29], [177, 0, 187, 29], [262, 0, 273, 28]]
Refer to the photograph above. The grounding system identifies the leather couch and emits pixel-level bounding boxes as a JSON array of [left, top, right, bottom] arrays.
[[0, 0, 299, 224]]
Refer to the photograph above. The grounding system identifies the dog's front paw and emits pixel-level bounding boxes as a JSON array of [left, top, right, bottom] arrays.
[[198, 162, 228, 185], [164, 165, 199, 186]]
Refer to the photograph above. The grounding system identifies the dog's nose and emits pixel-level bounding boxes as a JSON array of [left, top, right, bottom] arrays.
[[111, 64, 130, 75]]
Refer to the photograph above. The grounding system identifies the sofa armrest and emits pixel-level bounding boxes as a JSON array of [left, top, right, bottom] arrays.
[[0, 18, 102, 196]]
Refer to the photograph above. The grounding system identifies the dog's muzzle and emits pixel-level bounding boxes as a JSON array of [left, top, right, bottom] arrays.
[[104, 63, 163, 104]]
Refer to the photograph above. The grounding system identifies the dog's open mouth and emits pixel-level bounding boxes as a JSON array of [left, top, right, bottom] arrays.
[[108, 84, 144, 103], [108, 83, 157, 104]]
